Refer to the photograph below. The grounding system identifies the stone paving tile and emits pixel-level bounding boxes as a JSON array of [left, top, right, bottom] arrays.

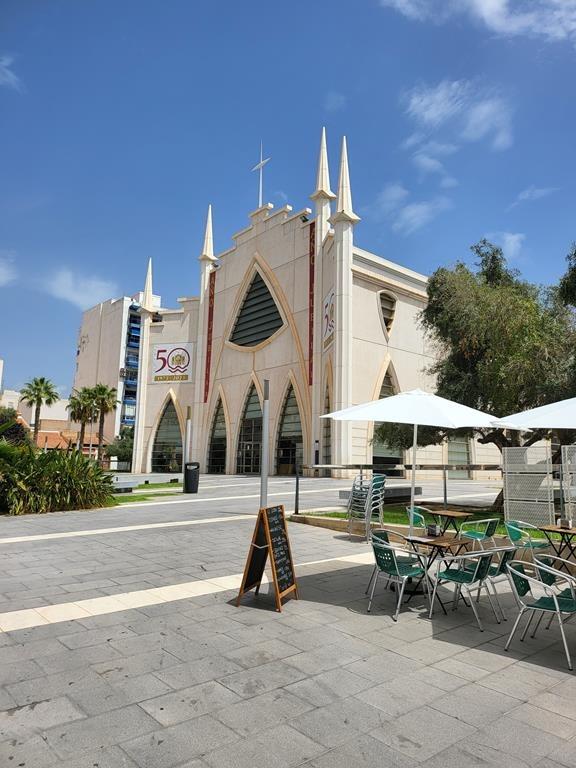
[[290, 696, 390, 748], [0, 732, 60, 767], [121, 714, 239, 768], [509, 703, 576, 740], [423, 740, 532, 768], [355, 675, 447, 717], [471, 716, 566, 764], [0, 695, 86, 740], [203, 724, 325, 768], [222, 639, 300, 669], [284, 666, 374, 708], [344, 650, 424, 684], [479, 663, 561, 700], [155, 656, 244, 690], [370, 704, 476, 762], [218, 659, 307, 698], [214, 687, 314, 737], [308, 732, 417, 768], [139, 680, 243, 726], [430, 681, 521, 726], [57, 746, 140, 767], [43, 704, 161, 759]]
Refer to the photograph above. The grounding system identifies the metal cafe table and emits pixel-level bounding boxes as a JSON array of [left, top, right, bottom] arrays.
[[539, 524, 576, 565], [405, 533, 470, 615], [427, 509, 474, 534]]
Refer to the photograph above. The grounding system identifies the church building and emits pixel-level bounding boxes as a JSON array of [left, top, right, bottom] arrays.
[[130, 129, 453, 476]]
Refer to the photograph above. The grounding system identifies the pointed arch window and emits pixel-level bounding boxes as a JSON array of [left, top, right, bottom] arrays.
[[379, 292, 396, 334], [151, 400, 182, 472], [276, 385, 303, 475], [372, 372, 402, 476], [322, 386, 332, 469], [230, 273, 283, 347], [207, 398, 227, 473], [236, 384, 262, 474]]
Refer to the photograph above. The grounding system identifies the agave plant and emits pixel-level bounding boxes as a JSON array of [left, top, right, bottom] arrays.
[[0, 448, 115, 515]]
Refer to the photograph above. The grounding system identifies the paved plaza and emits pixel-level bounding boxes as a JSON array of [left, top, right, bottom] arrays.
[[0, 476, 575, 767]]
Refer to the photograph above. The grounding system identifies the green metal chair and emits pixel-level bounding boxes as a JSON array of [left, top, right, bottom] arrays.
[[347, 474, 386, 540], [459, 518, 499, 549], [366, 529, 414, 595], [505, 559, 576, 671], [505, 520, 549, 558], [405, 506, 427, 530], [367, 538, 430, 620], [465, 546, 517, 621], [429, 551, 499, 630], [533, 554, 576, 636]]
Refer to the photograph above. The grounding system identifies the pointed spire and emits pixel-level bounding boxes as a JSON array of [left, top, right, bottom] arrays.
[[311, 127, 336, 201], [142, 257, 153, 309], [199, 204, 216, 262], [331, 136, 360, 224]]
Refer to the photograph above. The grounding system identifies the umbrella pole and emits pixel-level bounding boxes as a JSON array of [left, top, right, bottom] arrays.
[[410, 423, 418, 537]]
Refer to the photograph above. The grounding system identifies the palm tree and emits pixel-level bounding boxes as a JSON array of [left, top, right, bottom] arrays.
[[67, 388, 96, 452], [20, 377, 60, 445], [92, 384, 118, 463]]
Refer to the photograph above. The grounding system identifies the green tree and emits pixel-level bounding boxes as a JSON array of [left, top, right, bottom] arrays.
[[375, 240, 576, 457], [67, 387, 96, 451], [0, 407, 30, 446], [92, 384, 118, 463], [20, 377, 60, 445], [558, 242, 576, 307], [105, 426, 134, 464]]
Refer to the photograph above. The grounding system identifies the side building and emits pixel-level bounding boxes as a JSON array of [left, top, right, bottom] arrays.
[[73, 284, 161, 444]]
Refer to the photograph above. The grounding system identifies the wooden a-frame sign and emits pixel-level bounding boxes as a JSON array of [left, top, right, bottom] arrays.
[[236, 504, 298, 612]]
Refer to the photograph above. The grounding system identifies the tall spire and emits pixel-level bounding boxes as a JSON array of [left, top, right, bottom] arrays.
[[142, 257, 153, 309], [331, 136, 360, 224], [311, 127, 336, 200], [199, 204, 215, 261]]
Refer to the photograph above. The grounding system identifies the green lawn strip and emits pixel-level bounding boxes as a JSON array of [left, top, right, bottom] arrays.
[[303, 506, 554, 539], [136, 481, 183, 489], [114, 491, 183, 504]]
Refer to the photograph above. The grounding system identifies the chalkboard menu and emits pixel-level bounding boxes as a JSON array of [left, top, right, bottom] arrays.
[[236, 505, 298, 612]]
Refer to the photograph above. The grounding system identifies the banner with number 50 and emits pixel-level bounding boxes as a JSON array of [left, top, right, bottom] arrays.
[[150, 343, 194, 384]]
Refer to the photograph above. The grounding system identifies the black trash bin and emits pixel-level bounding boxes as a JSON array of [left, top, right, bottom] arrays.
[[183, 462, 200, 494]]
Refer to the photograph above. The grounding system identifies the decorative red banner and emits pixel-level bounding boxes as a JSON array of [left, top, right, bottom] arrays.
[[204, 270, 216, 403], [308, 221, 316, 386]]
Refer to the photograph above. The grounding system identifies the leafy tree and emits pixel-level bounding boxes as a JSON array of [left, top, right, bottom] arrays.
[[105, 426, 134, 463], [19, 377, 60, 445], [558, 242, 576, 307], [0, 407, 30, 446], [92, 384, 118, 462], [375, 240, 576, 457], [67, 387, 96, 450]]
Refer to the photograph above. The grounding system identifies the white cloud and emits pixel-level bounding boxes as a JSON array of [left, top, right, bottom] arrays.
[[367, 183, 452, 234], [380, 0, 576, 44], [369, 182, 410, 220], [44, 268, 118, 310], [490, 231, 526, 261], [508, 184, 559, 209], [440, 175, 459, 188], [413, 153, 445, 175], [461, 96, 513, 150], [0, 252, 17, 286], [393, 196, 452, 234], [0, 55, 22, 91], [324, 90, 347, 112], [405, 80, 471, 128], [403, 79, 514, 151]]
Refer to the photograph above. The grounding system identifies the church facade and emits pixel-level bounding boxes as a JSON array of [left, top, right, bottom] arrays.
[[131, 129, 490, 477]]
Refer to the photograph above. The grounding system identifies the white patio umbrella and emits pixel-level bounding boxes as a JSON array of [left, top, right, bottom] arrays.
[[496, 397, 576, 430], [322, 389, 502, 535]]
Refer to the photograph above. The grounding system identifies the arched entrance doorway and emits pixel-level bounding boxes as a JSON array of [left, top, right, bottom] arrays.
[[372, 372, 403, 476], [275, 385, 303, 475], [236, 385, 262, 474], [207, 398, 227, 473], [151, 400, 183, 472]]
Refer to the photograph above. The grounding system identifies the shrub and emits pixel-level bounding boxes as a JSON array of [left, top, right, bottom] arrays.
[[0, 447, 115, 515]]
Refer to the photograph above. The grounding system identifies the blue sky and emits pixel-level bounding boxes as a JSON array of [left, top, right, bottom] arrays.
[[1, 0, 575, 392]]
